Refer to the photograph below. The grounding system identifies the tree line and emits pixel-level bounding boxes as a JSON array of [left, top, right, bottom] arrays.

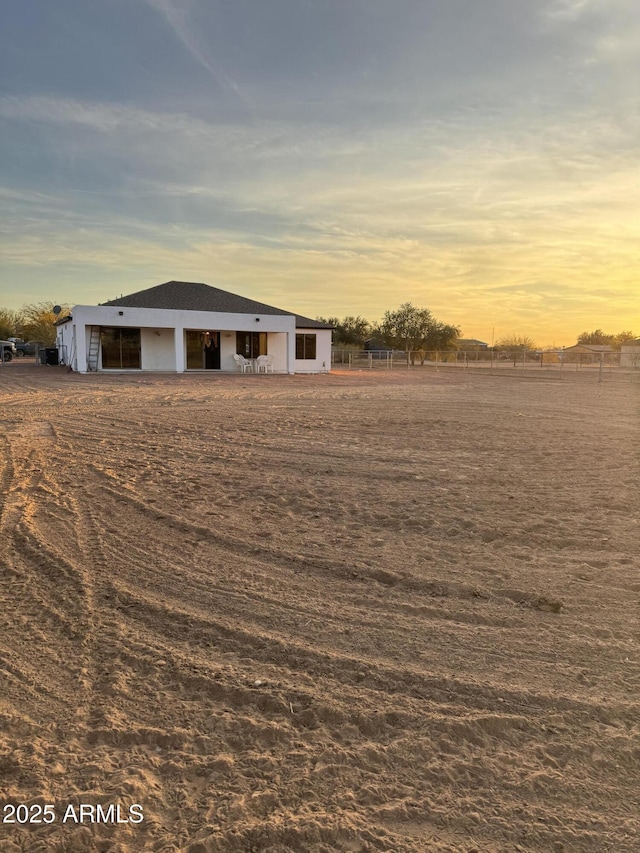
[[318, 303, 461, 351], [320, 307, 636, 353], [320, 305, 536, 352], [0, 302, 70, 345], [576, 329, 636, 349]]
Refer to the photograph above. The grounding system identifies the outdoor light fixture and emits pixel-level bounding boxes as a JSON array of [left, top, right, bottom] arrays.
[[255, 317, 260, 322], [118, 311, 124, 316]]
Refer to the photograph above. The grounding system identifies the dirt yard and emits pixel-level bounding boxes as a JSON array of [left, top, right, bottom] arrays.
[[1, 363, 638, 853]]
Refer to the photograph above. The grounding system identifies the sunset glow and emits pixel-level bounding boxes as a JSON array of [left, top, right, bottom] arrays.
[[2, 1, 639, 345]]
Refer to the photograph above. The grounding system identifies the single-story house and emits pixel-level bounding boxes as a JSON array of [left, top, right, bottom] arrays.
[[56, 281, 333, 375], [561, 344, 613, 364], [620, 339, 640, 369]]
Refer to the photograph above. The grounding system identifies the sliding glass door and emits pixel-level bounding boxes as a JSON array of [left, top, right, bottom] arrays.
[[100, 327, 141, 369], [186, 330, 221, 369]]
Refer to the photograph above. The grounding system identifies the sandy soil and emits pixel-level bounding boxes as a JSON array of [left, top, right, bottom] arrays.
[[0, 362, 638, 853]]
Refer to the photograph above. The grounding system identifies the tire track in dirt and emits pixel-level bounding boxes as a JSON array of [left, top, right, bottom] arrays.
[[110, 580, 638, 722], [0, 419, 103, 810], [77, 595, 639, 853], [0, 424, 96, 727], [57, 466, 638, 726], [63, 493, 144, 738], [79, 472, 505, 599], [81, 471, 631, 642], [0, 431, 24, 542], [2, 366, 638, 853]]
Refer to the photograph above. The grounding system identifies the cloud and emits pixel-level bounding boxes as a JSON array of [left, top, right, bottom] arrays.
[[1, 3, 639, 341], [544, 0, 595, 20], [143, 0, 245, 100], [0, 94, 239, 140]]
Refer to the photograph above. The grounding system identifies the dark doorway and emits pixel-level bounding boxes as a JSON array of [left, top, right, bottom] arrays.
[[203, 331, 220, 369]]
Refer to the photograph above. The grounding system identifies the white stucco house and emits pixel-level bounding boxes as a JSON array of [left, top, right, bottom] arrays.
[[56, 281, 333, 375]]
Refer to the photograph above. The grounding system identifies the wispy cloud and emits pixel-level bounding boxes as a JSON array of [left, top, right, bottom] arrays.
[[0, 94, 239, 140], [544, 0, 594, 20], [143, 0, 245, 100]]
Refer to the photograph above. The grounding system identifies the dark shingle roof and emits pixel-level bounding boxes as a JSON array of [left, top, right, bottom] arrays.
[[294, 315, 334, 329], [101, 281, 334, 328], [564, 344, 613, 352], [103, 281, 293, 316]]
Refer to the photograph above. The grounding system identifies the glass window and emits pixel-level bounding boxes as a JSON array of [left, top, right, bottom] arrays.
[[100, 327, 121, 369], [236, 332, 267, 359], [120, 329, 141, 368], [186, 330, 204, 369], [296, 334, 316, 359]]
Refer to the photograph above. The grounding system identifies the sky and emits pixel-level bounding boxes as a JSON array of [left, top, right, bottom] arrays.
[[1, 0, 639, 346]]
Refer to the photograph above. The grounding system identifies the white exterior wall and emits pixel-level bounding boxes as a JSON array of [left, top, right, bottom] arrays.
[[62, 304, 301, 374], [268, 332, 288, 369], [218, 332, 238, 371], [174, 328, 185, 373], [294, 328, 332, 373], [620, 344, 640, 368], [140, 328, 175, 371], [56, 320, 74, 367]]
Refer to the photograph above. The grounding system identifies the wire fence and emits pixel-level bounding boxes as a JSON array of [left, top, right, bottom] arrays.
[[332, 348, 639, 377]]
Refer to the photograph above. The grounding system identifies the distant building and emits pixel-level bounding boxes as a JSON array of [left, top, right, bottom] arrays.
[[563, 344, 613, 353], [620, 339, 640, 369], [456, 339, 488, 350], [562, 344, 613, 364], [363, 336, 391, 352]]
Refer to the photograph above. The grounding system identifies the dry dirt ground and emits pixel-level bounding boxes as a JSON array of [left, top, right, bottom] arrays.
[[0, 363, 638, 853]]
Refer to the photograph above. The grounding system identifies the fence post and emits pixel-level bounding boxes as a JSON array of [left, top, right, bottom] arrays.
[[368, 352, 372, 370], [348, 352, 352, 369]]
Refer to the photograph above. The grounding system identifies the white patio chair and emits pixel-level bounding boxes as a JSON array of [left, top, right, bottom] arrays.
[[233, 353, 253, 373], [255, 354, 274, 373]]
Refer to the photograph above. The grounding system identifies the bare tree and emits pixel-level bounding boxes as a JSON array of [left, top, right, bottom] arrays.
[[495, 334, 537, 351], [0, 308, 22, 340], [20, 302, 70, 345], [495, 335, 537, 366]]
